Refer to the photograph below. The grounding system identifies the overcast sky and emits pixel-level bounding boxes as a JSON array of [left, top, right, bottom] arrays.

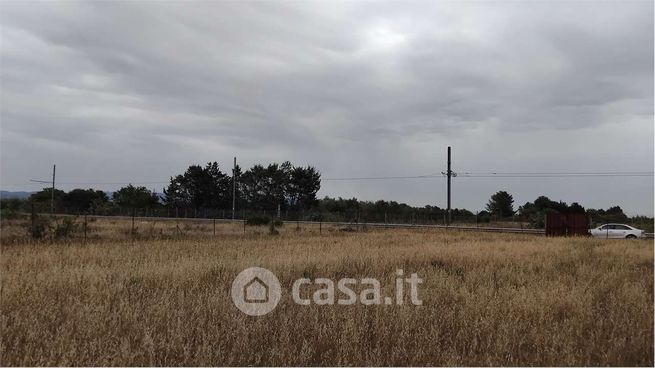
[[1, 1, 653, 215]]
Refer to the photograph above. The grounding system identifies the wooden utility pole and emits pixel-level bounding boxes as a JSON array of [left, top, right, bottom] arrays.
[[447, 147, 452, 226], [232, 157, 236, 220], [51, 164, 56, 217]]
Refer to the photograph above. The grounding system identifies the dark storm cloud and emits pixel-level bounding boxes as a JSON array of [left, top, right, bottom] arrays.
[[1, 1, 652, 214]]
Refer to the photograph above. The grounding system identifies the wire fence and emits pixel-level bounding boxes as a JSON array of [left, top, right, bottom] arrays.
[[4, 200, 653, 242], [3, 203, 653, 244], [19, 203, 532, 227]]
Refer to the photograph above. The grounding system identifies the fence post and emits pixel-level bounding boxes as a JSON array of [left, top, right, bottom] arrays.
[[84, 213, 88, 242], [213, 218, 216, 236], [319, 218, 322, 234]]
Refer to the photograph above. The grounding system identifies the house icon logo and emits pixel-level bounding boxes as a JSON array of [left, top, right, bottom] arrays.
[[244, 277, 269, 303], [231, 267, 281, 316]]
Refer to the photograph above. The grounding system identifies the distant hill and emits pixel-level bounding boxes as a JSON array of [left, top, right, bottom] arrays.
[[0, 190, 32, 200]]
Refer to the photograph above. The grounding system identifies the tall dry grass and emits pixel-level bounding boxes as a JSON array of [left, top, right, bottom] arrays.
[[1, 222, 653, 366]]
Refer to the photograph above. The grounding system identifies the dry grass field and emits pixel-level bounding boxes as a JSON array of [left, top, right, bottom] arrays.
[[1, 218, 653, 366]]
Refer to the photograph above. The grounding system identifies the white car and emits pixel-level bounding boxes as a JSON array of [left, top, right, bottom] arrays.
[[589, 224, 645, 239]]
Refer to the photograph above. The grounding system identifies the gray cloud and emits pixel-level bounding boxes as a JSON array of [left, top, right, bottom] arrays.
[[1, 1, 652, 215]]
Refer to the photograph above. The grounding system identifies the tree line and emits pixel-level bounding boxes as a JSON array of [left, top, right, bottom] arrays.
[[483, 190, 648, 229], [1, 163, 651, 230], [7, 161, 321, 217], [163, 161, 321, 213]]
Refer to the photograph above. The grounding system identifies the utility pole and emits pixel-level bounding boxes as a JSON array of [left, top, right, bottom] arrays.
[[29, 164, 59, 216], [51, 164, 56, 217], [447, 147, 451, 226], [232, 156, 236, 220]]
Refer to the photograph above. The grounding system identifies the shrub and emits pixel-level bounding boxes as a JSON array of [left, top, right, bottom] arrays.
[[1, 207, 19, 220], [53, 217, 78, 239], [269, 221, 279, 235], [246, 215, 272, 226], [1, 198, 24, 220], [26, 215, 51, 239]]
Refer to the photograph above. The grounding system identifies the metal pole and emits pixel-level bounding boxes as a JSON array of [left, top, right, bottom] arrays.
[[51, 164, 56, 217], [447, 147, 451, 226], [232, 156, 236, 220]]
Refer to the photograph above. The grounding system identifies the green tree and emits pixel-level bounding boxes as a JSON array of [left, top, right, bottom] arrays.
[[240, 164, 267, 211], [29, 188, 66, 204], [587, 206, 628, 225], [28, 187, 66, 212], [63, 188, 108, 212], [164, 161, 322, 214], [163, 175, 187, 208], [287, 166, 321, 211], [164, 162, 232, 209], [241, 162, 293, 213], [112, 184, 159, 209], [486, 191, 515, 217], [0, 198, 24, 219], [518, 196, 588, 228], [568, 202, 586, 213], [316, 196, 471, 224]]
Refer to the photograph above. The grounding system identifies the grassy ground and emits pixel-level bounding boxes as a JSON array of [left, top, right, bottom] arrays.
[[1, 220, 653, 366]]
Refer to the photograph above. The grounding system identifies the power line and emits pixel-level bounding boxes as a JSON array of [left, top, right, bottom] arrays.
[[457, 172, 654, 178], [29, 180, 170, 185], [458, 171, 653, 176], [22, 171, 654, 186], [323, 171, 653, 180], [322, 174, 441, 181]]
